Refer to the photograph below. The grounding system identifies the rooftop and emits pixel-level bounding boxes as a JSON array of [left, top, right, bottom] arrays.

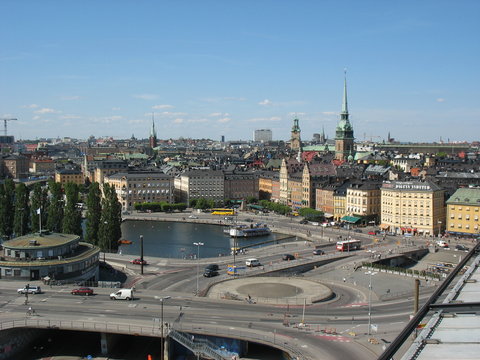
[[3, 232, 80, 249]]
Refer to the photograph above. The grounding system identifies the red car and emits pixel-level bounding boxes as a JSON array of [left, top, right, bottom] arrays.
[[71, 287, 94, 296], [131, 258, 148, 265]]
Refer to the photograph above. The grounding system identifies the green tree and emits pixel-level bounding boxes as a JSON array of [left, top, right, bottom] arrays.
[[30, 183, 48, 233], [85, 182, 101, 245], [62, 182, 83, 236], [46, 181, 64, 232], [98, 183, 122, 252], [0, 179, 16, 239], [13, 183, 30, 236]]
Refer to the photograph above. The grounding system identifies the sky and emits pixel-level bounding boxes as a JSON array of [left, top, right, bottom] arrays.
[[1, 0, 479, 143]]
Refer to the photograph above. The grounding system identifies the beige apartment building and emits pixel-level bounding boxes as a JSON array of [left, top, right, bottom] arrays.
[[345, 182, 381, 224], [174, 169, 224, 206], [446, 187, 480, 237], [105, 172, 174, 211], [381, 180, 445, 236], [55, 169, 84, 186]]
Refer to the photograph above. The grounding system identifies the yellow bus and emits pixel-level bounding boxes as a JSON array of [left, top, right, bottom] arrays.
[[211, 208, 235, 215]]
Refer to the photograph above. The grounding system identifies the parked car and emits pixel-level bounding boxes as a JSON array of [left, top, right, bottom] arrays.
[[131, 258, 148, 265], [188, 215, 198, 219], [368, 231, 379, 235], [282, 254, 295, 261], [71, 287, 94, 296], [436, 240, 449, 248], [313, 249, 325, 255], [299, 219, 308, 224], [455, 244, 469, 251], [17, 285, 42, 294], [353, 229, 363, 233]]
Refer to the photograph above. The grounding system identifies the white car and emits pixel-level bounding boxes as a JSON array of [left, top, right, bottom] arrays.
[[17, 286, 42, 294], [188, 215, 198, 219], [436, 240, 449, 248]]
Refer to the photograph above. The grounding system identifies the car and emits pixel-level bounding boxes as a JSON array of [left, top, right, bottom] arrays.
[[368, 231, 379, 235], [17, 285, 42, 294], [353, 229, 363, 233], [188, 215, 198, 219], [436, 240, 449, 248], [309, 221, 319, 226], [71, 287, 94, 296], [205, 264, 219, 272], [245, 258, 261, 267], [313, 249, 325, 255], [282, 254, 295, 261], [203, 269, 219, 277], [130, 258, 148, 265], [299, 219, 308, 224], [455, 244, 469, 251]]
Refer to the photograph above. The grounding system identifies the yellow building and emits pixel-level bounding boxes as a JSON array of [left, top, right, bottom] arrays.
[[446, 188, 480, 237], [55, 169, 84, 185], [381, 181, 445, 236], [345, 182, 381, 224]]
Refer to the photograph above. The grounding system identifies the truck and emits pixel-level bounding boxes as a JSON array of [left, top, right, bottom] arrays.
[[110, 288, 134, 300]]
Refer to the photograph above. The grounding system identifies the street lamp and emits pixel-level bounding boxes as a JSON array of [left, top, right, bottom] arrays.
[[437, 220, 442, 238], [193, 242, 204, 296], [155, 295, 171, 360], [367, 270, 376, 335]]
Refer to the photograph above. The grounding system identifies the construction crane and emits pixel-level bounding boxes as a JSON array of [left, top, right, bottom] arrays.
[[0, 118, 17, 137]]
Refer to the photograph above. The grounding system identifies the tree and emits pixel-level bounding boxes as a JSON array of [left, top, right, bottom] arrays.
[[98, 183, 122, 252], [62, 182, 83, 236], [46, 181, 64, 232], [13, 183, 30, 236], [0, 179, 15, 239], [85, 182, 101, 245], [30, 183, 48, 233]]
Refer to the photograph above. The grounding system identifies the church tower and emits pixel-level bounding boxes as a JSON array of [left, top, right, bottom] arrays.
[[335, 71, 355, 161], [290, 118, 302, 152], [149, 113, 157, 149]]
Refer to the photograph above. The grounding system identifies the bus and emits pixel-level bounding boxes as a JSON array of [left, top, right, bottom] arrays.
[[211, 208, 235, 216], [336, 239, 362, 252]]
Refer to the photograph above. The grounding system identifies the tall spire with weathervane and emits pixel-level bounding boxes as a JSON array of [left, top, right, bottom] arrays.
[[149, 113, 157, 148], [335, 69, 355, 161]]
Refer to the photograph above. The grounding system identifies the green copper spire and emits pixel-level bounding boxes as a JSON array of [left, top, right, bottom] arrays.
[[341, 69, 349, 118], [151, 113, 157, 138]]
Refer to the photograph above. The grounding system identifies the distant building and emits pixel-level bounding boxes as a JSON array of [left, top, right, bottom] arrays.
[[2, 155, 29, 179], [55, 169, 84, 186], [380, 180, 446, 236], [446, 187, 480, 237], [289, 119, 302, 152], [174, 169, 225, 206], [254, 129, 272, 142], [105, 171, 174, 211], [346, 182, 381, 224]]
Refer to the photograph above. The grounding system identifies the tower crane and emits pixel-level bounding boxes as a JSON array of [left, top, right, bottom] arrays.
[[0, 118, 17, 136]]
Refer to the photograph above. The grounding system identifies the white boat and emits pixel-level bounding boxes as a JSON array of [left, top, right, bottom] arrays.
[[230, 225, 271, 237]]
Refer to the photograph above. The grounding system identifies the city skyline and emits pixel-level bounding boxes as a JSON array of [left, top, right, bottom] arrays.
[[1, 1, 479, 143]]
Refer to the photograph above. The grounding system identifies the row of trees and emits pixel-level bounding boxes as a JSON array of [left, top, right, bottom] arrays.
[[134, 202, 187, 212], [0, 180, 122, 253]]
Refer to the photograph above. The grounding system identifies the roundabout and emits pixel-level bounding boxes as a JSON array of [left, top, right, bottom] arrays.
[[207, 276, 334, 305]]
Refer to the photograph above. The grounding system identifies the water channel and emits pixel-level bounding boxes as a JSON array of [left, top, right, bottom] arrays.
[[118, 220, 287, 259]]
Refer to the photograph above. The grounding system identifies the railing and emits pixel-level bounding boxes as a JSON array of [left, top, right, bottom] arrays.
[[169, 329, 237, 360]]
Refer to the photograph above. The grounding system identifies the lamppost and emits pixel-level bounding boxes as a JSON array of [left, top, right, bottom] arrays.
[[193, 242, 204, 296], [155, 295, 171, 360], [367, 270, 375, 335], [437, 220, 442, 238]]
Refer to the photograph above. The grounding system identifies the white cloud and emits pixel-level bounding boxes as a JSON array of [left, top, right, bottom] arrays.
[[436, 98, 446, 103], [247, 116, 281, 122], [217, 117, 231, 123], [60, 95, 81, 101], [112, 107, 121, 111], [23, 104, 38, 109], [173, 118, 184, 124], [209, 112, 230, 117], [188, 118, 208, 123], [321, 111, 336, 116], [287, 112, 306, 117], [258, 99, 272, 106], [59, 114, 81, 120], [92, 115, 123, 124], [32, 115, 40, 120], [132, 94, 158, 100], [34, 108, 58, 114], [128, 119, 144, 124], [152, 104, 174, 109], [158, 111, 188, 117]]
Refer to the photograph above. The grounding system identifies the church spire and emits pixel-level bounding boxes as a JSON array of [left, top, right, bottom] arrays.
[[341, 69, 349, 120], [149, 113, 157, 148]]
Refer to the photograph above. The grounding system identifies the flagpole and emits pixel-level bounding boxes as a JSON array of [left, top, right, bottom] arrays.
[[38, 208, 42, 233]]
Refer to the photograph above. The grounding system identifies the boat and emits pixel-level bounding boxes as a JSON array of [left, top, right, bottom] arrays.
[[230, 224, 271, 237], [118, 239, 133, 245], [224, 224, 247, 235]]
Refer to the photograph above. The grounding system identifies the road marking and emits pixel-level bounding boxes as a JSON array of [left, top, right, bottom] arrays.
[[313, 334, 351, 343]]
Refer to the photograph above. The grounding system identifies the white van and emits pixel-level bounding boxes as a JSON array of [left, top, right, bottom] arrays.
[[110, 288, 134, 300], [245, 258, 261, 267]]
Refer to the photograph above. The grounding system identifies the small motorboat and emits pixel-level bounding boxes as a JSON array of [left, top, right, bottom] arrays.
[[118, 239, 133, 245]]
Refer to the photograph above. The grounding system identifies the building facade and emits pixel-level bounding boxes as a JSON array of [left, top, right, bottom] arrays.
[[335, 74, 355, 161], [253, 129, 272, 142], [224, 171, 259, 200], [55, 169, 84, 186], [174, 169, 225, 206], [105, 172, 174, 211], [446, 187, 480, 237], [381, 180, 446, 236], [346, 182, 381, 223], [289, 118, 302, 152]]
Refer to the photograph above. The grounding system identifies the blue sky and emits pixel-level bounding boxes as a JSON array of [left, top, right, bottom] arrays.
[[1, 1, 479, 143]]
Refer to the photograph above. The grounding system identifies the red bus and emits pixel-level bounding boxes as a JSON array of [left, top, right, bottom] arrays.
[[336, 239, 362, 252]]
